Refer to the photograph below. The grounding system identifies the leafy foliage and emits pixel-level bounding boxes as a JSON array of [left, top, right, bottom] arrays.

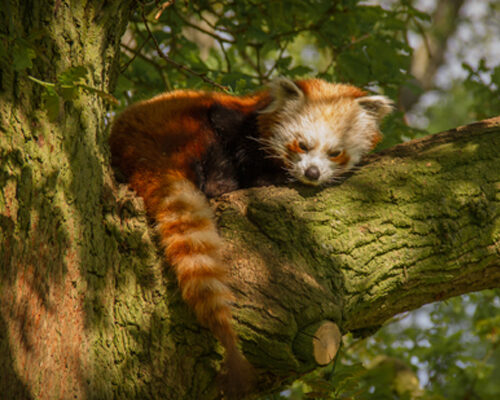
[[462, 60, 500, 121], [116, 0, 431, 145], [365, 290, 500, 400], [413, 59, 500, 135]]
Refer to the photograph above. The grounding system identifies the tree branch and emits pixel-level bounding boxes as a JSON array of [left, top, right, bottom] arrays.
[[208, 116, 500, 392]]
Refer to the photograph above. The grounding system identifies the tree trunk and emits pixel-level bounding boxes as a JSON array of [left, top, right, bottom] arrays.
[[0, 1, 150, 399], [1, 2, 499, 399]]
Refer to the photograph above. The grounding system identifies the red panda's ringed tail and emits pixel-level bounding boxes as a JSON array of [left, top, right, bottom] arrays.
[[109, 77, 393, 396]]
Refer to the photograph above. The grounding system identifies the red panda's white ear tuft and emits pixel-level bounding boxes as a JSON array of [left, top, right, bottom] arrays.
[[262, 77, 304, 113], [357, 95, 394, 121]]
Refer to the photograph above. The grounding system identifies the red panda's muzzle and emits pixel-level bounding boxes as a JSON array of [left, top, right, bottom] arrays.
[[304, 165, 320, 181]]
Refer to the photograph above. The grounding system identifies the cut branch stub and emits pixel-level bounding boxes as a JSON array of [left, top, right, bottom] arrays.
[[293, 321, 341, 366], [313, 321, 341, 365]]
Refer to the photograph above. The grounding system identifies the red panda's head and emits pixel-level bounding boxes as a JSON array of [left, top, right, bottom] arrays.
[[258, 78, 393, 185]]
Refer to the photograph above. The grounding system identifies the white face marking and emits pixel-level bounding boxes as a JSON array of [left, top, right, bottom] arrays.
[[292, 151, 340, 185], [264, 101, 379, 185], [258, 79, 393, 186]]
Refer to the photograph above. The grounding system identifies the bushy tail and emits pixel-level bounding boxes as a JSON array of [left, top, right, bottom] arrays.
[[152, 178, 255, 396]]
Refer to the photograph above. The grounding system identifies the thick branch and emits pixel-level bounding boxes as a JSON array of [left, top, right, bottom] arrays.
[[212, 117, 500, 389]]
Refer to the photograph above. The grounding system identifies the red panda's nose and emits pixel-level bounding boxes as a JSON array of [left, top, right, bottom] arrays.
[[305, 166, 320, 181]]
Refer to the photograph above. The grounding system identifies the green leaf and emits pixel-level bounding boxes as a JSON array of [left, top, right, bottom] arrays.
[[42, 86, 60, 122], [288, 65, 312, 78], [491, 65, 500, 86], [58, 66, 88, 85], [12, 41, 36, 71], [276, 56, 292, 70], [79, 83, 118, 104], [58, 85, 79, 102], [337, 50, 371, 84]]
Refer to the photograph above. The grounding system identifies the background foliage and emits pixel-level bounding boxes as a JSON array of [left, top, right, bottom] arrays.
[[274, 290, 500, 400], [117, 0, 426, 147], [4, 0, 498, 398]]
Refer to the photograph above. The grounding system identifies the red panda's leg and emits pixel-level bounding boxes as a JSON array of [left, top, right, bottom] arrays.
[[153, 178, 254, 395]]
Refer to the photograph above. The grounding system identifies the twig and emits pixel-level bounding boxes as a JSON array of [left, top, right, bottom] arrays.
[[173, 8, 235, 44], [264, 41, 289, 80], [121, 42, 163, 71], [120, 38, 150, 73], [154, 0, 175, 21], [255, 45, 263, 84], [413, 17, 433, 59], [321, 54, 336, 75], [120, 43, 170, 90], [218, 40, 231, 73], [28, 75, 119, 104], [240, 47, 259, 73], [197, 9, 231, 34], [141, 10, 229, 92]]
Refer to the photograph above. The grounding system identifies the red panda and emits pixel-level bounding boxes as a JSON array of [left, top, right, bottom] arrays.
[[109, 78, 393, 396]]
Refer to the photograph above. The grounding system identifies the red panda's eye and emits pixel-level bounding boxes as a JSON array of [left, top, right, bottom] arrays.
[[328, 150, 342, 158], [298, 141, 309, 151]]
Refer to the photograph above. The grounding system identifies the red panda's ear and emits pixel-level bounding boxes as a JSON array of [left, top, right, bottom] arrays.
[[357, 95, 394, 121], [262, 77, 304, 113]]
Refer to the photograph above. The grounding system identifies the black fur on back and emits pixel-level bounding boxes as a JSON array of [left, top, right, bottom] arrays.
[[194, 103, 286, 198]]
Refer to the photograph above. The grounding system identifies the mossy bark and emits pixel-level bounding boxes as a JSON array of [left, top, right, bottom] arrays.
[[0, 2, 499, 399], [212, 117, 500, 392], [0, 1, 175, 399], [0, 2, 228, 399]]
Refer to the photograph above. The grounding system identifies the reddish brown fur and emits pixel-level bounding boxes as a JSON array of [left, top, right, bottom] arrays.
[[109, 79, 384, 397], [295, 78, 367, 100], [109, 89, 267, 397], [371, 131, 383, 149], [287, 139, 306, 154], [330, 150, 351, 166]]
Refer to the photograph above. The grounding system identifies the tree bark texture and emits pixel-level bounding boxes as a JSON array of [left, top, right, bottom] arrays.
[[1, 2, 499, 399], [0, 1, 149, 399], [213, 117, 500, 389]]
